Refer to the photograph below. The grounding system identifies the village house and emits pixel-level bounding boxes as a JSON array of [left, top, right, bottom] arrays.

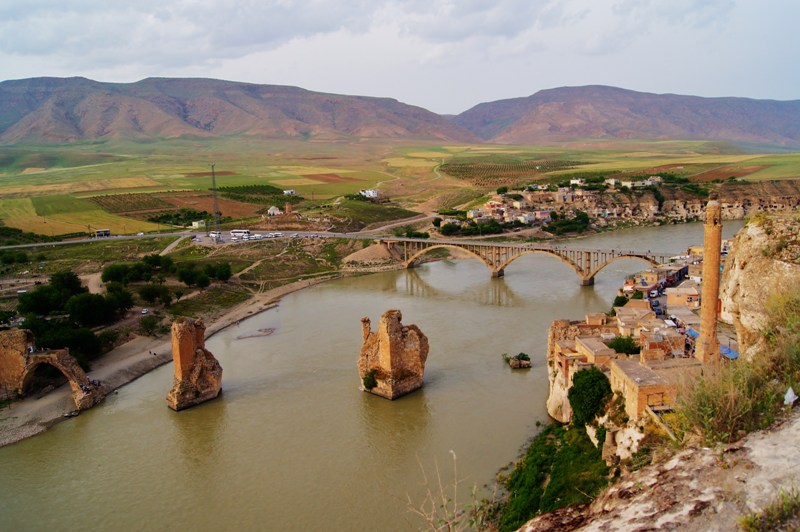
[[666, 281, 701, 309], [282, 189, 296, 196], [359, 189, 379, 199], [266, 206, 282, 216]]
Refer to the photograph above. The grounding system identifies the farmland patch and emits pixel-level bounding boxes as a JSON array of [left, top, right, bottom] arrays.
[[161, 194, 262, 218], [304, 173, 360, 183], [88, 193, 175, 213], [272, 178, 321, 187], [690, 165, 769, 182]]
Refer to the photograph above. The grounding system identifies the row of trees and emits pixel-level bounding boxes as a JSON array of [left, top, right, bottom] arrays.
[[101, 255, 231, 287]]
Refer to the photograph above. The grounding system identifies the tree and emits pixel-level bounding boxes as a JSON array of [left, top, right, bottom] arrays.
[[102, 263, 130, 284], [568, 367, 612, 426], [66, 293, 111, 328], [607, 335, 640, 355], [432, 217, 442, 228], [612, 295, 628, 308], [50, 270, 85, 298], [496, 186, 509, 195]]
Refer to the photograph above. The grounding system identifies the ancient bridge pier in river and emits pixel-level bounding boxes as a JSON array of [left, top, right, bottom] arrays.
[[378, 237, 675, 286]]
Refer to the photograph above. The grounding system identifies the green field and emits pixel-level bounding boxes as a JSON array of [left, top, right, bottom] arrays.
[[0, 138, 799, 234]]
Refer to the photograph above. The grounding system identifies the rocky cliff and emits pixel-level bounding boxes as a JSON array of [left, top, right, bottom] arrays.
[[166, 319, 223, 411], [357, 310, 429, 400], [720, 214, 800, 358]]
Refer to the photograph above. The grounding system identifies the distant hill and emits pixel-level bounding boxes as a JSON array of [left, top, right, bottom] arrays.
[[0, 77, 479, 144], [2, 79, 799, 149], [453, 85, 800, 148]]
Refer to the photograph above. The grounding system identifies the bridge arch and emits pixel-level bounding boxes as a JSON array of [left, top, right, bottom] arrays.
[[585, 254, 662, 281], [404, 244, 494, 271], [495, 249, 583, 278], [18, 352, 104, 410]]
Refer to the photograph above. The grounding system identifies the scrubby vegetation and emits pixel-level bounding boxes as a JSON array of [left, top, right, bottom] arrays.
[[495, 424, 609, 531], [673, 286, 800, 444], [568, 367, 612, 426]]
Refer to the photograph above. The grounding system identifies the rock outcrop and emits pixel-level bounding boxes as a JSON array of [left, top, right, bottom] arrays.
[[357, 310, 429, 400], [720, 214, 800, 358], [166, 319, 223, 411], [0, 329, 105, 410]]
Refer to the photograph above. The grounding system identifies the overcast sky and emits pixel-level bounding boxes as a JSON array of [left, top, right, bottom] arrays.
[[0, 0, 796, 114]]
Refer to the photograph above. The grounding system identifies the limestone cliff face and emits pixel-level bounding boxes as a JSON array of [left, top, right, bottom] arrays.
[[166, 319, 223, 411], [546, 320, 582, 423], [358, 310, 429, 400], [720, 214, 800, 359]]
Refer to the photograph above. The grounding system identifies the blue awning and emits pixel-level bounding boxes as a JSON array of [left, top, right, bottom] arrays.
[[721, 345, 740, 360], [686, 327, 699, 338]]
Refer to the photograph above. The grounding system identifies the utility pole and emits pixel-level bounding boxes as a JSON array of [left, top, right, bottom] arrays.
[[210, 162, 221, 235]]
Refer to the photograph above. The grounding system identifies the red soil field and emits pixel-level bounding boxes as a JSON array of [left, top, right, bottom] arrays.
[[161, 194, 262, 218], [689, 166, 768, 182]]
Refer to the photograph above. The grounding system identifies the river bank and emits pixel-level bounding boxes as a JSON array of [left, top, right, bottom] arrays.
[[0, 274, 343, 448]]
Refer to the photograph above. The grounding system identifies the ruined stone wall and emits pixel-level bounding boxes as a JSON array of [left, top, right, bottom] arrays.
[[358, 310, 429, 400], [0, 329, 34, 397], [166, 319, 223, 411]]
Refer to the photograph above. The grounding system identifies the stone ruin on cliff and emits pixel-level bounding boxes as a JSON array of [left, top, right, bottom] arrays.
[[0, 329, 105, 410], [357, 309, 429, 400], [166, 318, 223, 411]]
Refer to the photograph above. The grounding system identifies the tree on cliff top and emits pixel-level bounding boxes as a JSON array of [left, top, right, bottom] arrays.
[[569, 367, 612, 426]]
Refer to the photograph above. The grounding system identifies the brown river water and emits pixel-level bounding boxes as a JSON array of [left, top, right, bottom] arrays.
[[0, 221, 743, 531]]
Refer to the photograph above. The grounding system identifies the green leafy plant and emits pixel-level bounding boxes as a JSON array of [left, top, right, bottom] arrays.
[[362, 369, 378, 390]]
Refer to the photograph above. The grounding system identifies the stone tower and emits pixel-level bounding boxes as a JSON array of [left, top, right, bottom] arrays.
[[695, 196, 722, 365]]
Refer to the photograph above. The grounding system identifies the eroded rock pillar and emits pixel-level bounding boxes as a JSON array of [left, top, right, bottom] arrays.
[[357, 310, 429, 400], [166, 319, 223, 411]]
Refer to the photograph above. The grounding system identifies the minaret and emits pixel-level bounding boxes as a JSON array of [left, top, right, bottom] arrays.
[[696, 195, 722, 365]]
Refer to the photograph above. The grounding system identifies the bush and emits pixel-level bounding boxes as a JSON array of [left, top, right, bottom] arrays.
[[363, 369, 378, 390], [497, 423, 609, 531], [606, 335, 640, 355], [675, 286, 800, 444], [568, 367, 612, 426]]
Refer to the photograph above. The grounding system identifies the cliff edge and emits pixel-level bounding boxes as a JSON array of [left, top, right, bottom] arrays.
[[720, 214, 800, 358]]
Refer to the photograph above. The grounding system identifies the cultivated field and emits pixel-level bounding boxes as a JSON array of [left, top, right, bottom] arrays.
[[0, 138, 799, 236]]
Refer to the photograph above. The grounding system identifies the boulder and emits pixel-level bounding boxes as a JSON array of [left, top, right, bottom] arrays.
[[166, 319, 222, 411], [357, 309, 428, 400]]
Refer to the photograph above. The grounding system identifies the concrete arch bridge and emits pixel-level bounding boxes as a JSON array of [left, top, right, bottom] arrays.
[[379, 237, 675, 286]]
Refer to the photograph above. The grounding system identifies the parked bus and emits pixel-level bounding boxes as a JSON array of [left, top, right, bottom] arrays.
[[94, 229, 111, 238], [230, 229, 251, 239]]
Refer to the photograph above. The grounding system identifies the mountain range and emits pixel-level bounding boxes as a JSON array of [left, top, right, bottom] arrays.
[[1, 77, 799, 148]]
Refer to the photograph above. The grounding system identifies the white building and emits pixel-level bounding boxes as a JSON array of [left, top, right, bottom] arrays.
[[283, 189, 296, 196], [359, 189, 380, 199]]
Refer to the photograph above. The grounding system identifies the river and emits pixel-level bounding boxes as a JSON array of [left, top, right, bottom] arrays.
[[0, 221, 743, 531]]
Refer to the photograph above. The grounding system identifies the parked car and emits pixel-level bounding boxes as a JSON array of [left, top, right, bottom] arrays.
[[141, 308, 149, 315], [651, 300, 660, 307]]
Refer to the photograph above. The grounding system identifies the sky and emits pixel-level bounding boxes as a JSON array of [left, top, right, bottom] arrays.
[[0, 0, 797, 114]]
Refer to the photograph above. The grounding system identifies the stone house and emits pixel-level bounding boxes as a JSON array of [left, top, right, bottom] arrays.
[[609, 359, 677, 420], [666, 282, 701, 309]]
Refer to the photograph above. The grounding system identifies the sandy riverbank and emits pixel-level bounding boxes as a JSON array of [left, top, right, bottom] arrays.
[[0, 275, 340, 448]]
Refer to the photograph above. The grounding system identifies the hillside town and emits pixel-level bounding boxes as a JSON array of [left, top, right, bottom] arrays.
[[437, 176, 800, 236], [546, 198, 737, 459]]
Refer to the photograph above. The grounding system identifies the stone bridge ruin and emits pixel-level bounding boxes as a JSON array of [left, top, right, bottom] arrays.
[[0, 329, 105, 410]]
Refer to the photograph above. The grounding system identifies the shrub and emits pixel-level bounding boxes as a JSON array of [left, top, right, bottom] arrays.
[[362, 369, 378, 390], [675, 285, 800, 444], [607, 335, 640, 355], [568, 367, 612, 426]]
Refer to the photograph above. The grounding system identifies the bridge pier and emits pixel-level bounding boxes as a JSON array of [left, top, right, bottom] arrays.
[[580, 276, 595, 286], [492, 268, 505, 278]]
